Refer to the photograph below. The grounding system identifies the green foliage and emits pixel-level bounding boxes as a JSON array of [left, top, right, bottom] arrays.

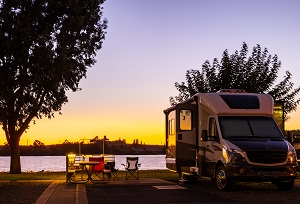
[[0, 0, 107, 173], [170, 42, 300, 117]]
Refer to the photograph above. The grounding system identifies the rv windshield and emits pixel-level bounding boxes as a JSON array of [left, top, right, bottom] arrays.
[[218, 116, 283, 139]]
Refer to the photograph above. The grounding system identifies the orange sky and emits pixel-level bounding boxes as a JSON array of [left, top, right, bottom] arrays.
[[0, 102, 299, 146], [11, 98, 168, 146]]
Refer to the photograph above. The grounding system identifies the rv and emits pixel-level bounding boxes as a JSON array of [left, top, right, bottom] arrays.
[[164, 89, 298, 190]]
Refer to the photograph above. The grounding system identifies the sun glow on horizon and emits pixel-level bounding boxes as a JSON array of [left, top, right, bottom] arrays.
[[1, 111, 299, 146], [0, 113, 166, 146]]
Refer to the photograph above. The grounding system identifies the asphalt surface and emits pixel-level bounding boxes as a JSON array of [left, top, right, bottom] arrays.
[[85, 180, 232, 204], [35, 178, 300, 204]]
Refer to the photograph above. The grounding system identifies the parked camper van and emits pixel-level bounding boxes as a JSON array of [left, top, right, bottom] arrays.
[[164, 89, 298, 190]]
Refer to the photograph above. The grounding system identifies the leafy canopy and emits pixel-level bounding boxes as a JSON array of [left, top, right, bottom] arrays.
[[170, 42, 300, 117], [0, 0, 107, 173], [0, 0, 108, 137]]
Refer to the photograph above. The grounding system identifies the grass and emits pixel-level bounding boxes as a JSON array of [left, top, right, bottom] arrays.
[[0, 170, 179, 181]]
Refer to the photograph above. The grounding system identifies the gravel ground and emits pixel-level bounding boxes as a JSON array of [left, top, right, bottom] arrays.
[[0, 182, 51, 204]]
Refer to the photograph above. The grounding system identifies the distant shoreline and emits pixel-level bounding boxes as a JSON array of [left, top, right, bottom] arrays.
[[0, 142, 166, 156]]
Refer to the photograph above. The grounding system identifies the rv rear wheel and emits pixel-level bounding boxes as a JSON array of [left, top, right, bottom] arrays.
[[274, 180, 294, 191], [216, 165, 232, 190]]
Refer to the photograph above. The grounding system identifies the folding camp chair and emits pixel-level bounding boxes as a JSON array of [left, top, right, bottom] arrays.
[[122, 157, 141, 180], [89, 157, 111, 183], [106, 161, 119, 180]]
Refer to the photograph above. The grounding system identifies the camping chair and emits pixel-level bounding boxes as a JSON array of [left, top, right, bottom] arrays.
[[122, 157, 141, 180], [106, 161, 119, 180], [89, 157, 111, 183]]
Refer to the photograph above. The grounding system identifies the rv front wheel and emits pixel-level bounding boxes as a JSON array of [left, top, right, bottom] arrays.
[[216, 165, 232, 190]]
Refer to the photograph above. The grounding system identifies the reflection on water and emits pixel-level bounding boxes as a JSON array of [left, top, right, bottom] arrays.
[[0, 155, 166, 172]]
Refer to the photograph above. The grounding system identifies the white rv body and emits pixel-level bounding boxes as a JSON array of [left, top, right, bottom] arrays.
[[164, 90, 298, 190]]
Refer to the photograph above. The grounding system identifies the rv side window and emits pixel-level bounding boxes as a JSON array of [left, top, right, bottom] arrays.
[[168, 119, 175, 135], [209, 118, 219, 141], [180, 110, 192, 130]]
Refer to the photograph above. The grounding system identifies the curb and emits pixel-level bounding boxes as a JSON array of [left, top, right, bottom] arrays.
[[34, 180, 88, 204], [35, 180, 59, 204]]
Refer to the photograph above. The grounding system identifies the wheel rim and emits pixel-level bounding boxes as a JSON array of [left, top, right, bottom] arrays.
[[216, 168, 226, 189]]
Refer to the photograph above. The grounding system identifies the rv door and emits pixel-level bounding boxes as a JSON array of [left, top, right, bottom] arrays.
[[175, 103, 197, 171]]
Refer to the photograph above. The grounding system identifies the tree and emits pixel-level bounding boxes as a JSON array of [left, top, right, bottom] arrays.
[[33, 140, 45, 147], [62, 139, 71, 145], [170, 42, 300, 119], [0, 0, 108, 173]]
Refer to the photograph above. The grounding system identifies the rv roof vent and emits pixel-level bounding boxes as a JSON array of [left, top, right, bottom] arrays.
[[217, 89, 246, 93]]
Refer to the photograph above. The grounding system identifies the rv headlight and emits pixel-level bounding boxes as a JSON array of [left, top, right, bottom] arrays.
[[287, 149, 297, 163], [222, 148, 230, 163], [223, 148, 246, 163]]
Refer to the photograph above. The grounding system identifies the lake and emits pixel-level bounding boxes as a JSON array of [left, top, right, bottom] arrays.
[[0, 155, 167, 172]]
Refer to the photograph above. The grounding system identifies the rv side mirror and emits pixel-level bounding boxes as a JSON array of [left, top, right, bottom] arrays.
[[287, 131, 294, 143], [201, 130, 208, 141]]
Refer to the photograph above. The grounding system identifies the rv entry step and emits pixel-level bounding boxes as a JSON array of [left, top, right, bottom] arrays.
[[179, 172, 198, 184]]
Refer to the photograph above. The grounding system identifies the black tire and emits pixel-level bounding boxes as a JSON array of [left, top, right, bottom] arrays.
[[275, 180, 294, 191], [216, 165, 232, 190]]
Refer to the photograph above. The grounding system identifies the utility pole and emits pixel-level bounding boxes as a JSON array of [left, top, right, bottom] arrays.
[[103, 135, 109, 155]]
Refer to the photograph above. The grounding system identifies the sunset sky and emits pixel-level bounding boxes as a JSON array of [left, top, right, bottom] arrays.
[[1, 0, 300, 145]]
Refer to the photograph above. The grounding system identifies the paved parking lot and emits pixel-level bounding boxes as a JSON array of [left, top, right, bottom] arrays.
[[85, 178, 232, 204], [86, 178, 300, 204], [36, 178, 300, 204]]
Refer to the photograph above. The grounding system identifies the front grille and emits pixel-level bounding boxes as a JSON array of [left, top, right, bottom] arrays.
[[246, 151, 287, 164]]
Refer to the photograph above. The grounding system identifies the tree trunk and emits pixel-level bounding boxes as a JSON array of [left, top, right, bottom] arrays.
[[10, 140, 21, 174]]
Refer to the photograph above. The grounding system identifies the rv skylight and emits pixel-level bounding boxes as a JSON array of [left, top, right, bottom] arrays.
[[220, 95, 259, 109]]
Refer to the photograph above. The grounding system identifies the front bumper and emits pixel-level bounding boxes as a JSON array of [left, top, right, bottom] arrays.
[[225, 162, 298, 182]]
